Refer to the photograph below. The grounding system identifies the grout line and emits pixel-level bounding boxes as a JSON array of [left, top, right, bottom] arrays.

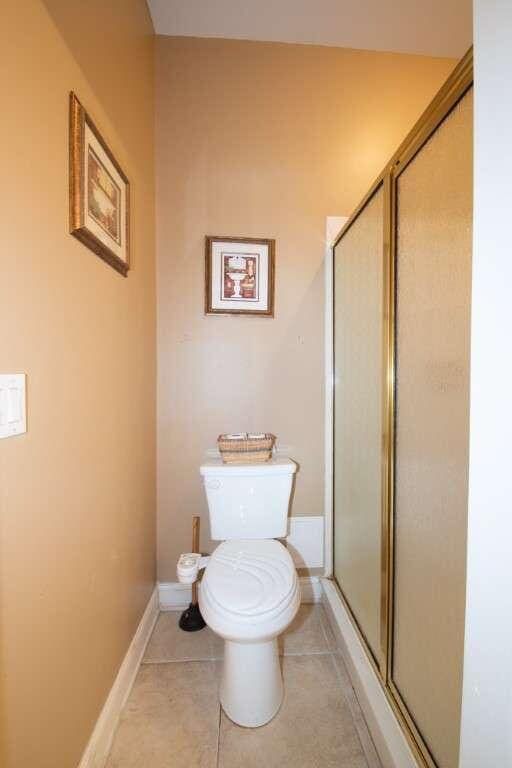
[[319, 606, 372, 764], [279, 649, 333, 657], [332, 653, 382, 768], [318, 603, 336, 652], [142, 649, 335, 666], [215, 702, 222, 768], [320, 609, 382, 768], [142, 657, 215, 665]]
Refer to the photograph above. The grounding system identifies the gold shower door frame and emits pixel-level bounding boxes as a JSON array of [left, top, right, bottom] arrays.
[[331, 49, 473, 768]]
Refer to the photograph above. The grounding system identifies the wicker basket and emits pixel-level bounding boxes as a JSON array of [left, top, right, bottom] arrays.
[[218, 433, 275, 464]]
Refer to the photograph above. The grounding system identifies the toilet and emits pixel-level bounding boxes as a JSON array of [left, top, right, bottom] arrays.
[[178, 456, 300, 727]]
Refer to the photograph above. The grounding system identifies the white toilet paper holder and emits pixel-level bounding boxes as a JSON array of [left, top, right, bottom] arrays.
[[177, 553, 210, 585]]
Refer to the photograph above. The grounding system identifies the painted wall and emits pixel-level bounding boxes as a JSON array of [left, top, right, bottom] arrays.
[[459, 3, 512, 766], [155, 36, 456, 578], [0, 2, 155, 767]]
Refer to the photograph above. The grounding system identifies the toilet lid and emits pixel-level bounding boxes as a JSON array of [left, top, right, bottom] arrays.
[[202, 539, 296, 617]]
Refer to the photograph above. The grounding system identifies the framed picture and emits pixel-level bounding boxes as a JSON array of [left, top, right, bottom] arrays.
[[205, 236, 275, 316], [69, 92, 130, 276]]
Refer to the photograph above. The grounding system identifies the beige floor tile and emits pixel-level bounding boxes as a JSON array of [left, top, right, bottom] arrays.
[[209, 604, 331, 659], [210, 628, 225, 659], [278, 604, 331, 655], [331, 653, 382, 768], [106, 661, 220, 768], [319, 602, 340, 652], [218, 655, 369, 768], [143, 611, 215, 662], [349, 709, 382, 768]]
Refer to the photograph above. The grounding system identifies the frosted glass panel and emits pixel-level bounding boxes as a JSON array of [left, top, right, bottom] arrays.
[[333, 186, 383, 662], [392, 88, 473, 768]]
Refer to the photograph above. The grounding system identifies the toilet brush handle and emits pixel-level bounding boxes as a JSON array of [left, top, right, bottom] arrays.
[[192, 515, 200, 604]]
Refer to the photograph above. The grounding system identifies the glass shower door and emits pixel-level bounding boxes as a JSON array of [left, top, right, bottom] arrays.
[[333, 184, 385, 669], [331, 51, 473, 768], [390, 87, 473, 768]]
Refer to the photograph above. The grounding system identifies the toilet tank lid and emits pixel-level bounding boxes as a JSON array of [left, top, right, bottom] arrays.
[[200, 457, 297, 477]]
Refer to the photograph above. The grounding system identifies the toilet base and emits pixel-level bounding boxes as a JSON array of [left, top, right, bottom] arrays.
[[220, 638, 283, 727]]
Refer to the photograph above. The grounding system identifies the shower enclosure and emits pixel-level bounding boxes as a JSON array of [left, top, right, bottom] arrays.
[[331, 51, 473, 768]]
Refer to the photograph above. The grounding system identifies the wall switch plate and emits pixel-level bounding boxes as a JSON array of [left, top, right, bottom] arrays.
[[0, 374, 27, 439]]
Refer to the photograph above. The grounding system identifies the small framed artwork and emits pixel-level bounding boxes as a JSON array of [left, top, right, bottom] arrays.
[[69, 92, 130, 276], [205, 236, 275, 316]]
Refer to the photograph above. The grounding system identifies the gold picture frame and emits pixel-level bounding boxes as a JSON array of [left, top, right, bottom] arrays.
[[205, 235, 275, 316], [69, 92, 130, 277]]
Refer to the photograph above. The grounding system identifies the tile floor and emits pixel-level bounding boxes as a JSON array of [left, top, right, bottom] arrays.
[[106, 604, 382, 768]]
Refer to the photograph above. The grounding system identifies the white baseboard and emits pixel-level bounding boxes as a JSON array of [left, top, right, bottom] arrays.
[[78, 587, 159, 768], [158, 575, 322, 611], [321, 578, 417, 768], [158, 581, 193, 610]]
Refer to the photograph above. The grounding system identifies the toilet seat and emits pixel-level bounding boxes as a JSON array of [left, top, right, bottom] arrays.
[[202, 539, 295, 616], [199, 539, 300, 642]]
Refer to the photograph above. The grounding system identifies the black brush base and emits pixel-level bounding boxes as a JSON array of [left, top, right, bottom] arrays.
[[179, 602, 207, 632]]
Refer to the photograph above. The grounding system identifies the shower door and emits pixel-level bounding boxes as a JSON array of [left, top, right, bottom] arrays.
[[333, 184, 386, 672], [389, 85, 473, 768], [332, 50, 473, 768]]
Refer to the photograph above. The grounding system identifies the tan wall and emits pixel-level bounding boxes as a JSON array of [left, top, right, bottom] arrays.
[[156, 36, 456, 579], [0, 2, 155, 767]]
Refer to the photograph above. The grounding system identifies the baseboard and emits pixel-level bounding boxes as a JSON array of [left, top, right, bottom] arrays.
[[321, 578, 418, 768], [158, 581, 193, 610], [158, 575, 322, 610], [78, 587, 159, 768]]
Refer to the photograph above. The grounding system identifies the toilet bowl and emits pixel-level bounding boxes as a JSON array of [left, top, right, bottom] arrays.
[[199, 539, 301, 727], [177, 455, 299, 727]]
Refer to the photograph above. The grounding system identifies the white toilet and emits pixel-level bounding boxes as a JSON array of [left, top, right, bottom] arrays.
[[180, 456, 300, 728]]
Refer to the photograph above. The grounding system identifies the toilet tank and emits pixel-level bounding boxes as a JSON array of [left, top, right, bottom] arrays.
[[200, 457, 297, 540]]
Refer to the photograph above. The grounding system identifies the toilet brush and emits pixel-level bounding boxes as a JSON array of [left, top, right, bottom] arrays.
[[179, 515, 207, 632]]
